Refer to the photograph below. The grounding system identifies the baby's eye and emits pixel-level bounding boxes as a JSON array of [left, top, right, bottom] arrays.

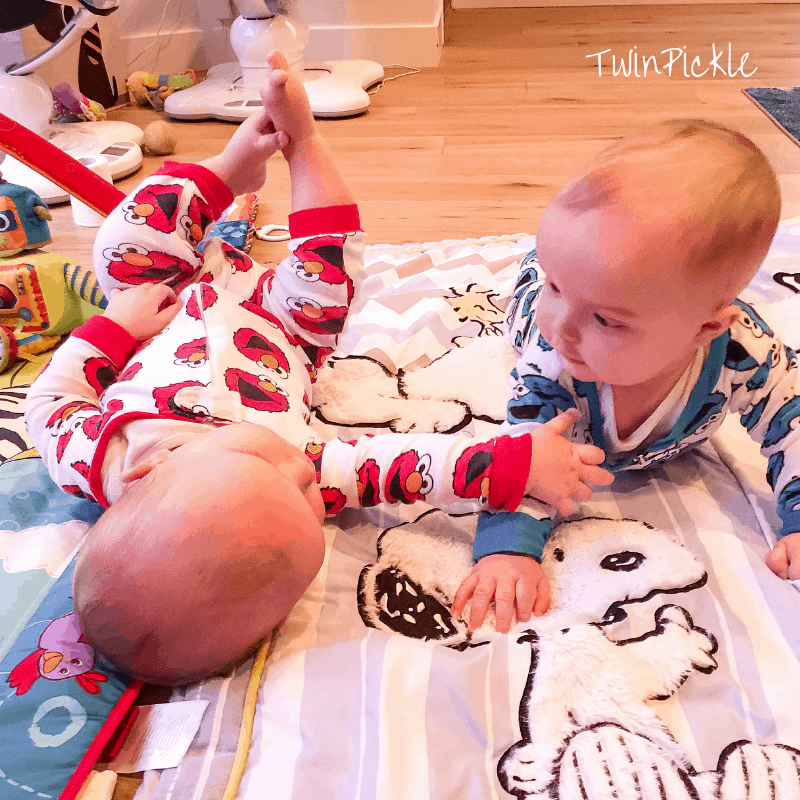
[[594, 313, 625, 330], [548, 281, 560, 294]]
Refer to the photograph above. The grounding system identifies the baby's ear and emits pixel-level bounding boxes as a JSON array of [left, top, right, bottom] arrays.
[[120, 449, 171, 484], [698, 303, 739, 342]]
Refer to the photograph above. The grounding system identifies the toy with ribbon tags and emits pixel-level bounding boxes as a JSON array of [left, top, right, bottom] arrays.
[[0, 177, 53, 257]]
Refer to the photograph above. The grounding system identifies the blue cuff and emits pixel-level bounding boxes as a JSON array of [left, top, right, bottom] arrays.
[[777, 477, 800, 540], [473, 510, 552, 563]]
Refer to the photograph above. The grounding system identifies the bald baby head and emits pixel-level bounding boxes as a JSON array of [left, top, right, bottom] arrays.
[[548, 118, 781, 303]]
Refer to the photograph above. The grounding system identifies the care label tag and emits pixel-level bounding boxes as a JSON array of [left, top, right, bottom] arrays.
[[106, 700, 209, 773]]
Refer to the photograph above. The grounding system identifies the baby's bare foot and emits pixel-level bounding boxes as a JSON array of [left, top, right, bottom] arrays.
[[259, 50, 316, 149]]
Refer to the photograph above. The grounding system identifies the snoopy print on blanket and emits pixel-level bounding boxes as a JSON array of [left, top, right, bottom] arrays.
[[357, 513, 800, 800]]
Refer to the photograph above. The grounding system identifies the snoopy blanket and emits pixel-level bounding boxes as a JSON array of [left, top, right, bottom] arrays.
[[3, 226, 800, 799], [228, 228, 800, 800]]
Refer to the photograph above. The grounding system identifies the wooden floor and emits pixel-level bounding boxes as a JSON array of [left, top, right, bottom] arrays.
[[42, 3, 800, 272]]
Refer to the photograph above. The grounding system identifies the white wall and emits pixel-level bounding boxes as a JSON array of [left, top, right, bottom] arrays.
[[116, 0, 442, 75], [11, 0, 442, 98]]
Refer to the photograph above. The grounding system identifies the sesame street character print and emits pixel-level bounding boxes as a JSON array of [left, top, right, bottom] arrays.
[[221, 241, 254, 273], [453, 441, 493, 504], [186, 284, 219, 320], [103, 243, 196, 290], [6, 613, 107, 696], [83, 357, 115, 395], [357, 458, 380, 507], [233, 328, 290, 377], [224, 368, 289, 413], [293, 235, 354, 303], [153, 381, 206, 419], [174, 339, 207, 368], [80, 399, 123, 442], [180, 195, 214, 248], [386, 450, 433, 504], [305, 440, 325, 479], [287, 296, 348, 336], [63, 460, 94, 501], [46, 401, 96, 434], [508, 370, 576, 425], [118, 362, 143, 382], [322, 487, 346, 515], [122, 184, 182, 232], [53, 400, 122, 463], [762, 395, 800, 448], [246, 269, 276, 308]]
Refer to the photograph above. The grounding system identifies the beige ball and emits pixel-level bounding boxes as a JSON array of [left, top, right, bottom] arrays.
[[143, 120, 177, 156]]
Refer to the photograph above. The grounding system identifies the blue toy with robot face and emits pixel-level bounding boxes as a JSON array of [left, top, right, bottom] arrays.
[[0, 179, 52, 257]]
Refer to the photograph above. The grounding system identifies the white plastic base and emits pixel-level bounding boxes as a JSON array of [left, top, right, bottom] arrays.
[[164, 60, 385, 121], [1, 120, 144, 205]]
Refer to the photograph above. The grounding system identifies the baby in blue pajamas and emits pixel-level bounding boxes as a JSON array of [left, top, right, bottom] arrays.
[[452, 118, 800, 633]]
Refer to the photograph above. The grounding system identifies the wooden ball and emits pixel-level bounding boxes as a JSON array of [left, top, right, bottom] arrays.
[[143, 120, 177, 156]]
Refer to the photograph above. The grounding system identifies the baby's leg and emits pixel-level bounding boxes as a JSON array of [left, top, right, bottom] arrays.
[[92, 174, 213, 297]]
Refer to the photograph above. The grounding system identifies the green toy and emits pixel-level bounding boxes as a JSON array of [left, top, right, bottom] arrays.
[[0, 253, 108, 372]]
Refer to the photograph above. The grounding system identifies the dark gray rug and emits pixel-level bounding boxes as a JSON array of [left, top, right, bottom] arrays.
[[743, 87, 800, 146]]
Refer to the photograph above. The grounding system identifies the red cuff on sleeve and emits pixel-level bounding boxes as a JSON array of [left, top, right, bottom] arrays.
[[488, 433, 532, 511], [155, 161, 235, 220], [71, 316, 138, 371], [288, 204, 362, 238]]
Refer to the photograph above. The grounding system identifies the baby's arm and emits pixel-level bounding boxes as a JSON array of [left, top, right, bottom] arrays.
[[453, 411, 612, 632], [25, 285, 179, 504], [314, 410, 610, 516], [727, 306, 800, 575]]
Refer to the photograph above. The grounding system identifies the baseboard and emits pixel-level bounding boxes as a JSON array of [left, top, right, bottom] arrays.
[[306, 14, 444, 67]]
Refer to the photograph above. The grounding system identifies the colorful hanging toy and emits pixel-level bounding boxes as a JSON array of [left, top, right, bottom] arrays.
[[0, 176, 107, 372]]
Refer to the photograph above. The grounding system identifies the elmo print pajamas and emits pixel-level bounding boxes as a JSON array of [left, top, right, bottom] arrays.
[[26, 163, 532, 516]]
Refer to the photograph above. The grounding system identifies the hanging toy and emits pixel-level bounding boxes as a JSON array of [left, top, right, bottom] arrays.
[[0, 178, 53, 257]]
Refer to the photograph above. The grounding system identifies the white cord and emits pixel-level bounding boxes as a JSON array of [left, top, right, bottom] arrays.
[[125, 0, 182, 71], [368, 64, 421, 95]]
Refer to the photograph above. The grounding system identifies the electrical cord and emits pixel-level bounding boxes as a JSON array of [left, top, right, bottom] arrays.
[[368, 64, 421, 95]]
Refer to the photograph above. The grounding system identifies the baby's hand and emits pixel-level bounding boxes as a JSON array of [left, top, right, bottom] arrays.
[[452, 554, 551, 634], [105, 284, 182, 343], [202, 109, 289, 197], [766, 532, 800, 580], [526, 409, 613, 517]]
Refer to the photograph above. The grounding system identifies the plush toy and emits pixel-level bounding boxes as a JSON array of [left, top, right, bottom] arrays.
[[126, 69, 197, 112], [51, 82, 107, 123], [0, 179, 52, 257], [0, 255, 107, 372]]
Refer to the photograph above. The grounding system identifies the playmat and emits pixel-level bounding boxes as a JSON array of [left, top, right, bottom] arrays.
[[2, 223, 800, 800]]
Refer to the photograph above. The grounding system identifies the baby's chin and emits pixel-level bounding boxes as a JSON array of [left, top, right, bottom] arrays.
[[558, 352, 597, 382]]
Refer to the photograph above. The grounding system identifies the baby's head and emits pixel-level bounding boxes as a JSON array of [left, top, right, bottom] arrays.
[[73, 424, 325, 685], [534, 118, 781, 388]]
